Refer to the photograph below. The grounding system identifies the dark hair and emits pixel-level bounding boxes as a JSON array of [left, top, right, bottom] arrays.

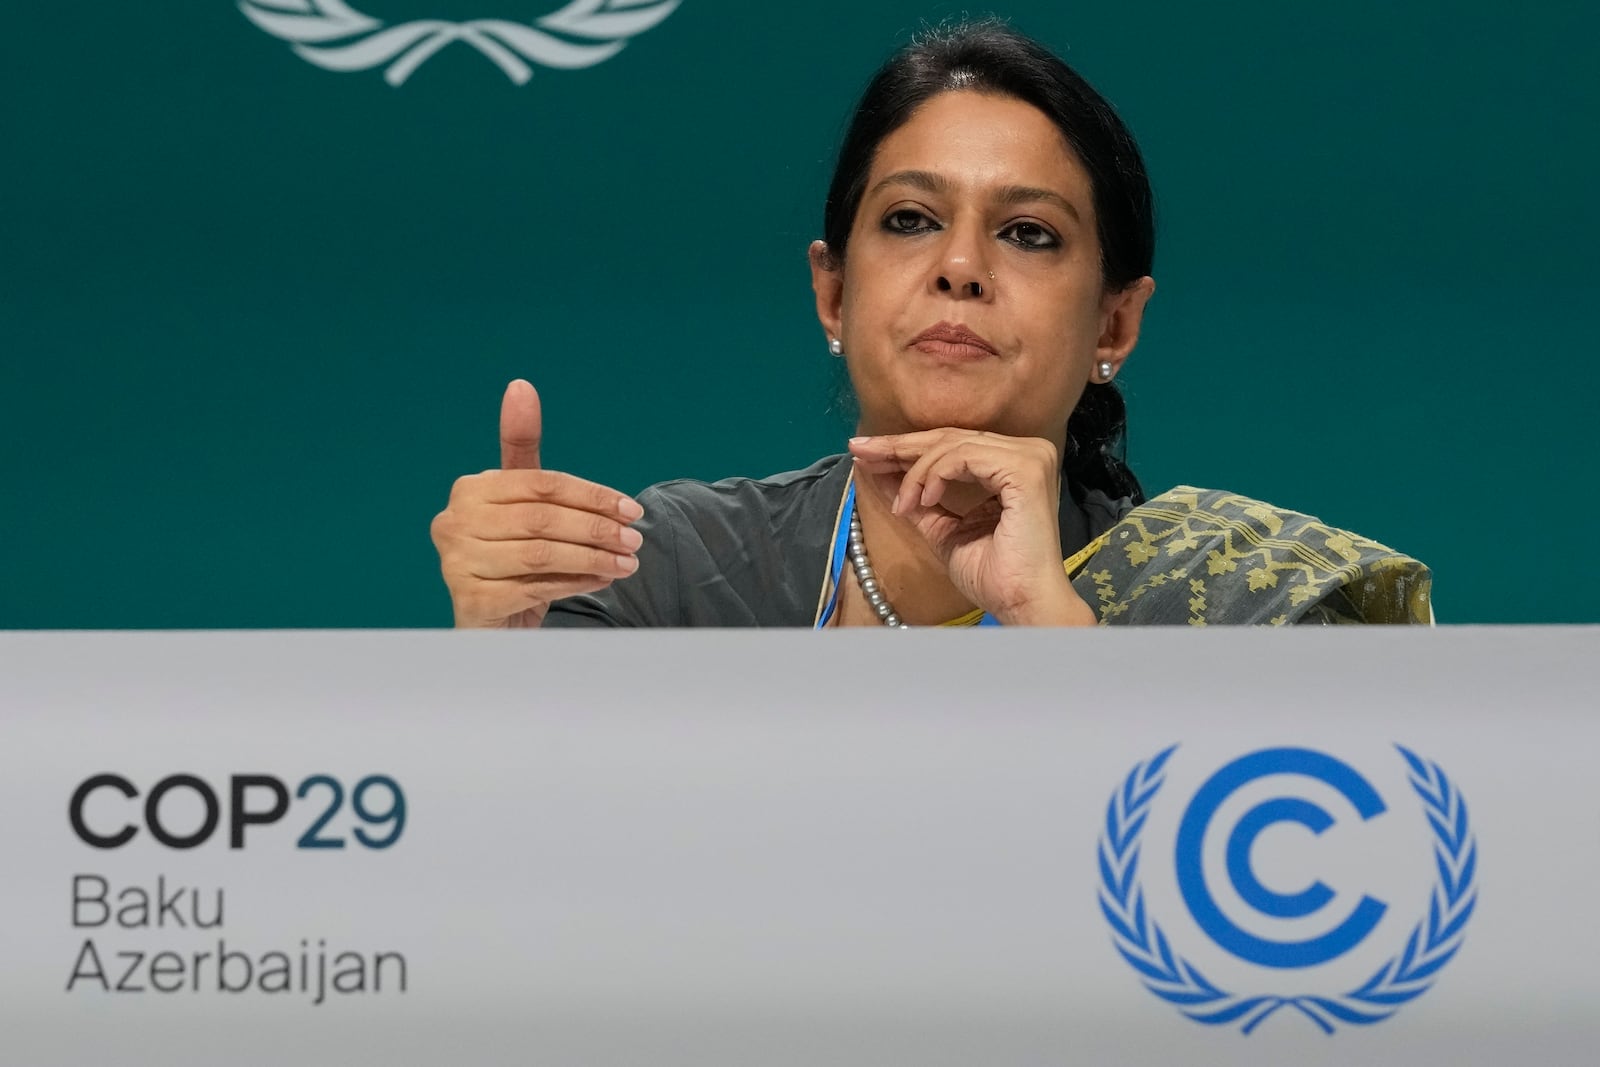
[[822, 20, 1153, 504]]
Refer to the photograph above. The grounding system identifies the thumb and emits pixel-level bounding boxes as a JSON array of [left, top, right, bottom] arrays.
[[499, 379, 543, 470]]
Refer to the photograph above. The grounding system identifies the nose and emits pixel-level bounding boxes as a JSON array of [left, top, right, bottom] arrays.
[[931, 223, 993, 300]]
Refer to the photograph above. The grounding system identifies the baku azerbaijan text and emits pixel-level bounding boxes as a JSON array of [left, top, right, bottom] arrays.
[[65, 875, 407, 1005]]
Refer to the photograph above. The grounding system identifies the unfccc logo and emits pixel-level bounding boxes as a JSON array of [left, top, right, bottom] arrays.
[[240, 0, 681, 87], [1097, 746, 1478, 1034]]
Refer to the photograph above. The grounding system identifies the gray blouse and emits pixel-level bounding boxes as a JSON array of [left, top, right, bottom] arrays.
[[544, 453, 1133, 628]]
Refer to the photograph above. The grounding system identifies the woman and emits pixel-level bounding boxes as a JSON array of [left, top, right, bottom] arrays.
[[430, 21, 1430, 628]]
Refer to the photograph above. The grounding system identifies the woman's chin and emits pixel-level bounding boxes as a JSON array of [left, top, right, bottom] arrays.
[[859, 384, 1051, 437], [898, 399, 1009, 434]]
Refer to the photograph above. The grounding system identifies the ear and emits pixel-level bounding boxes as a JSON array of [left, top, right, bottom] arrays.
[[1096, 276, 1156, 376], [808, 240, 844, 346]]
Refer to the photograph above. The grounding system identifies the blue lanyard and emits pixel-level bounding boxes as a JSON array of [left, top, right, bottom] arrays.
[[815, 481, 856, 629], [816, 479, 1001, 628]]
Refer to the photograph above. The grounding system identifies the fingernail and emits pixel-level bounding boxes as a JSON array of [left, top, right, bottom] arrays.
[[618, 497, 644, 520], [615, 554, 638, 573], [620, 527, 643, 551], [849, 436, 871, 445]]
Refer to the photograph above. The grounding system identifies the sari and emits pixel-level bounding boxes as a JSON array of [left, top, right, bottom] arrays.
[[1065, 487, 1431, 625]]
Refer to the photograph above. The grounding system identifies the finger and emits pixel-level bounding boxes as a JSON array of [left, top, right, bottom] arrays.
[[500, 379, 543, 470], [515, 573, 621, 602], [921, 440, 1048, 514], [474, 469, 643, 519], [919, 449, 988, 512], [848, 430, 959, 463], [849, 455, 916, 475], [464, 540, 640, 582], [458, 573, 619, 620], [894, 436, 973, 515], [912, 438, 1037, 513], [469, 503, 644, 553]]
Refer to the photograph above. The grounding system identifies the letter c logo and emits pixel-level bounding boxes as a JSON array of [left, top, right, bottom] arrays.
[[1174, 748, 1388, 969]]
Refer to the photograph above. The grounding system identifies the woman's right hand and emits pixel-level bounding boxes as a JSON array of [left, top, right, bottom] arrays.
[[430, 380, 645, 628]]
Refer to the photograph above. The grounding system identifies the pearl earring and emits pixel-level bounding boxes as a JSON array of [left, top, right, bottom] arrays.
[[829, 338, 844, 357], [1097, 360, 1115, 382]]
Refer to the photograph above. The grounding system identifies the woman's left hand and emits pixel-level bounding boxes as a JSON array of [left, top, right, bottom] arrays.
[[848, 430, 1097, 626]]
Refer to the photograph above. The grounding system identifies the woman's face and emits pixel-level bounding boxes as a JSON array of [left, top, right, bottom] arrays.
[[811, 90, 1153, 449]]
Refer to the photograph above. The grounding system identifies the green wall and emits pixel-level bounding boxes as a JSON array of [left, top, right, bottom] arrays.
[[4, 2, 1596, 626]]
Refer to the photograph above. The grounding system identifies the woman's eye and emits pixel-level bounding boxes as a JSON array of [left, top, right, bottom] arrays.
[[1002, 221, 1060, 250], [883, 209, 935, 234]]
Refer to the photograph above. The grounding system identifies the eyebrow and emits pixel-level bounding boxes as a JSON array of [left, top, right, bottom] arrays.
[[868, 169, 1082, 223]]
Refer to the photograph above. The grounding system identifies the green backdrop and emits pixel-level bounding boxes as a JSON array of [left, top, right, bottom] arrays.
[[4, 2, 1596, 626]]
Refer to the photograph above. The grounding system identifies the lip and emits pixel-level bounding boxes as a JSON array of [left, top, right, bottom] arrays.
[[908, 321, 999, 360]]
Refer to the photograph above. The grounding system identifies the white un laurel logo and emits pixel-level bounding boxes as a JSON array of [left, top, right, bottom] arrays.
[[239, 0, 680, 86], [1097, 746, 1478, 1034]]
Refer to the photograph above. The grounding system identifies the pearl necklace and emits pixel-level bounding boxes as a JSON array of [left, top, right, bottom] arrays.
[[846, 510, 907, 628]]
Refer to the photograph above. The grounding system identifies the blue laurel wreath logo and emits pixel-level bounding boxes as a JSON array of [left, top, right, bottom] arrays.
[[1096, 745, 1478, 1034]]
